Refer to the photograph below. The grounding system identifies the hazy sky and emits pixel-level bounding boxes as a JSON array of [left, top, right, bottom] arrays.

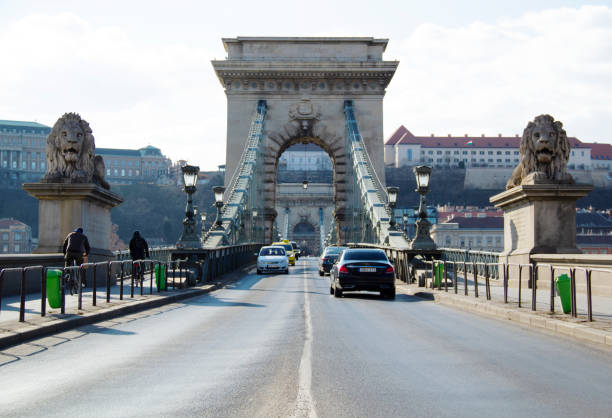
[[1, 0, 611, 170]]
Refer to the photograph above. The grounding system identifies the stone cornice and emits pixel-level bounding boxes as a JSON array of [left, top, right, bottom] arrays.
[[212, 60, 398, 91]]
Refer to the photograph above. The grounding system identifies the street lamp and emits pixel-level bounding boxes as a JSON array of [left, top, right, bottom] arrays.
[[387, 186, 399, 230], [411, 165, 435, 249], [213, 186, 225, 228], [200, 211, 207, 241], [302, 180, 308, 190], [177, 164, 201, 249], [402, 212, 408, 234]]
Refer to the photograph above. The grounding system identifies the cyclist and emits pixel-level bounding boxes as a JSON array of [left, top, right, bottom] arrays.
[[129, 231, 150, 286], [62, 227, 90, 288]]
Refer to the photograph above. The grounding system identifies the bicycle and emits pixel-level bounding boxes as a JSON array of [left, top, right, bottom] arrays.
[[63, 262, 82, 296], [133, 261, 145, 288]]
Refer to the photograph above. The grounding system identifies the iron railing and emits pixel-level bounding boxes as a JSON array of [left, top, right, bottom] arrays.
[[0, 244, 260, 323], [351, 243, 610, 323]]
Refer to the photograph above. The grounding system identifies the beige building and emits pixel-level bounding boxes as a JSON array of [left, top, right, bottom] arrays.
[[0, 120, 51, 186], [431, 215, 504, 252], [97, 145, 171, 185], [0, 218, 33, 253]]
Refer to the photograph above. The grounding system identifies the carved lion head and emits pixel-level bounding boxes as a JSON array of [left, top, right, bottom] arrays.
[[44, 113, 95, 183], [506, 114, 573, 189]]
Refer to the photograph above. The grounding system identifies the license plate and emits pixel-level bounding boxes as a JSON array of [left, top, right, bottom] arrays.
[[360, 267, 376, 273]]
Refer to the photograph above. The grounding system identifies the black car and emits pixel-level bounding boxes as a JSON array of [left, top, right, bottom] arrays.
[[329, 248, 395, 299], [318, 246, 348, 275]]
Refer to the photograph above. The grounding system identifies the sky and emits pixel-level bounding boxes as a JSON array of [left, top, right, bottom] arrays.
[[1, 0, 611, 170]]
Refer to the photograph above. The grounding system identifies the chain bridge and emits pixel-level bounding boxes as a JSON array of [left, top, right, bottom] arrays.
[[204, 37, 408, 249]]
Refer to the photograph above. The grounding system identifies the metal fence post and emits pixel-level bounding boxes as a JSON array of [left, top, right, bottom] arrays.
[[120, 262, 124, 300], [473, 262, 478, 298], [531, 264, 537, 311], [550, 265, 555, 313], [41, 267, 47, 317], [586, 269, 593, 322], [106, 261, 111, 303], [19, 268, 26, 322], [518, 265, 522, 308], [570, 268, 577, 318], [93, 264, 97, 306]]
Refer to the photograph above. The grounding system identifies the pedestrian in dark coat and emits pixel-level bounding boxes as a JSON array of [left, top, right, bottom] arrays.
[[129, 231, 150, 261]]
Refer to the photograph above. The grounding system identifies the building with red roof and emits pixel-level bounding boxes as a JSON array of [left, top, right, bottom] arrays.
[[0, 218, 32, 253], [384, 126, 594, 171]]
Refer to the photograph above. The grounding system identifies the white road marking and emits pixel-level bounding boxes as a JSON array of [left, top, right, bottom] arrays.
[[293, 263, 318, 418]]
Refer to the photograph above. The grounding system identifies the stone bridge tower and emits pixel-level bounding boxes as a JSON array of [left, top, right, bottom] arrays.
[[212, 37, 398, 242]]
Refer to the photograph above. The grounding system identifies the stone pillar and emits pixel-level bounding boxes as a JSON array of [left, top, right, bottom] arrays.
[[490, 183, 593, 265], [264, 207, 277, 243], [23, 183, 123, 259]]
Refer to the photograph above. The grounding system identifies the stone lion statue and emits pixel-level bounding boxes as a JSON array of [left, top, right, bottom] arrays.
[[506, 114, 574, 189], [43, 112, 110, 189]]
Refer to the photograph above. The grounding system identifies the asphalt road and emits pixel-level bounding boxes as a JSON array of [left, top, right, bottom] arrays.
[[1, 258, 611, 417]]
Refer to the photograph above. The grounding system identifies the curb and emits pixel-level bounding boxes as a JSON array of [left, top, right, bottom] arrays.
[[400, 285, 612, 350], [0, 266, 253, 350]]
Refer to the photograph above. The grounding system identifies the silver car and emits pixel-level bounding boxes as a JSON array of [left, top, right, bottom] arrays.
[[257, 246, 289, 275]]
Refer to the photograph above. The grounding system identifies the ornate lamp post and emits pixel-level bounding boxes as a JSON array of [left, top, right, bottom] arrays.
[[402, 212, 409, 234], [177, 164, 201, 249], [387, 186, 399, 230], [411, 165, 435, 249], [200, 211, 207, 241], [213, 186, 225, 229]]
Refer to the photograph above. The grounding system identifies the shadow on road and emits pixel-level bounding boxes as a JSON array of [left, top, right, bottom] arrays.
[[339, 293, 430, 302], [182, 295, 265, 308]]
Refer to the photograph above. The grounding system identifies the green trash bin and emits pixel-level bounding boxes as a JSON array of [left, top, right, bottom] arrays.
[[555, 274, 572, 314], [154, 264, 166, 291], [434, 263, 443, 287], [46, 269, 62, 309]]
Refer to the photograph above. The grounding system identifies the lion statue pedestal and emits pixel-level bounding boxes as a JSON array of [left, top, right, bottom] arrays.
[[22, 113, 122, 259], [490, 115, 593, 266], [23, 183, 123, 257]]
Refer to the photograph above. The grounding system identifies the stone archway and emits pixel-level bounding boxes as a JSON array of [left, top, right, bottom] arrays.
[[263, 117, 348, 243]]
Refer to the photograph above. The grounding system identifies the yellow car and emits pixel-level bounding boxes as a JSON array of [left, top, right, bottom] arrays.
[[272, 242, 296, 266]]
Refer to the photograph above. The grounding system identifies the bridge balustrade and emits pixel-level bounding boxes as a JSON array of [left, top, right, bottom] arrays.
[[0, 244, 260, 323], [349, 243, 611, 322]]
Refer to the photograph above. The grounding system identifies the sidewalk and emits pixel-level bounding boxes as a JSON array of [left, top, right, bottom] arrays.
[[398, 280, 612, 350], [0, 266, 253, 349]]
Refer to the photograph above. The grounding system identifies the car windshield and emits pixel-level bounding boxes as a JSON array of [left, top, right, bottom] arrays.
[[342, 250, 388, 261], [260, 247, 285, 256], [325, 247, 346, 255], [291, 243, 298, 250], [282, 244, 292, 252]]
